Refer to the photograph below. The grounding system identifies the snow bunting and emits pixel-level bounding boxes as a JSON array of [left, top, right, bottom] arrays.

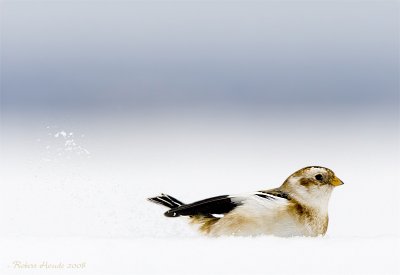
[[148, 166, 343, 237]]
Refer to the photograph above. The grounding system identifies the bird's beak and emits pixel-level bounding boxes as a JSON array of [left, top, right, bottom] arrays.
[[331, 176, 344, 186]]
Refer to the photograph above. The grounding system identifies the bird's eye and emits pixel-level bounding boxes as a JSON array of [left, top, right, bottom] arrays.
[[315, 174, 323, 181]]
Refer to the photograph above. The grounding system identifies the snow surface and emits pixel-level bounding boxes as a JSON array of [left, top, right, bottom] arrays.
[[0, 112, 399, 274], [1, 236, 399, 275]]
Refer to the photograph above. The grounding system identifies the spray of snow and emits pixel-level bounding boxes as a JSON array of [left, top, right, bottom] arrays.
[[40, 128, 91, 161]]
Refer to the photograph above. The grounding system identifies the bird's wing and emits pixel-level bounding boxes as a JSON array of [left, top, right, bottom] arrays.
[[164, 195, 244, 217], [164, 190, 290, 218]]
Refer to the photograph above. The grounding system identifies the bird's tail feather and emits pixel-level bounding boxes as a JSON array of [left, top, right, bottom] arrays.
[[148, 193, 184, 209]]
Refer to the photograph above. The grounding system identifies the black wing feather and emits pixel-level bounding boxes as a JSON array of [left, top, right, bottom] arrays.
[[148, 194, 184, 208], [164, 195, 241, 217]]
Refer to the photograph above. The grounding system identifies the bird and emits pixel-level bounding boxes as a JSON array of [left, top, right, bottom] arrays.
[[148, 166, 344, 237]]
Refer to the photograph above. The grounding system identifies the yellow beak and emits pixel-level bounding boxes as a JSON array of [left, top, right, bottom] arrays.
[[331, 176, 344, 186]]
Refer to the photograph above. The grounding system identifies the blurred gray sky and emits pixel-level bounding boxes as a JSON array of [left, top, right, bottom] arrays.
[[1, 1, 398, 113]]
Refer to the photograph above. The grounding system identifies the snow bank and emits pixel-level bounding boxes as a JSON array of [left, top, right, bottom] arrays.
[[1, 236, 398, 275], [1, 112, 399, 274]]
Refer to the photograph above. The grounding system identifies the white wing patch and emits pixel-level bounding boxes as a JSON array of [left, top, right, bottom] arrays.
[[251, 192, 289, 207], [211, 213, 224, 218], [229, 192, 289, 214]]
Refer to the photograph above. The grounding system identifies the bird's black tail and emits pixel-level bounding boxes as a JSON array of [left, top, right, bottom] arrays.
[[148, 193, 184, 210]]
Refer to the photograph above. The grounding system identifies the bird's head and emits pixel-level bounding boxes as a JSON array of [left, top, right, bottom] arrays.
[[281, 166, 344, 210]]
